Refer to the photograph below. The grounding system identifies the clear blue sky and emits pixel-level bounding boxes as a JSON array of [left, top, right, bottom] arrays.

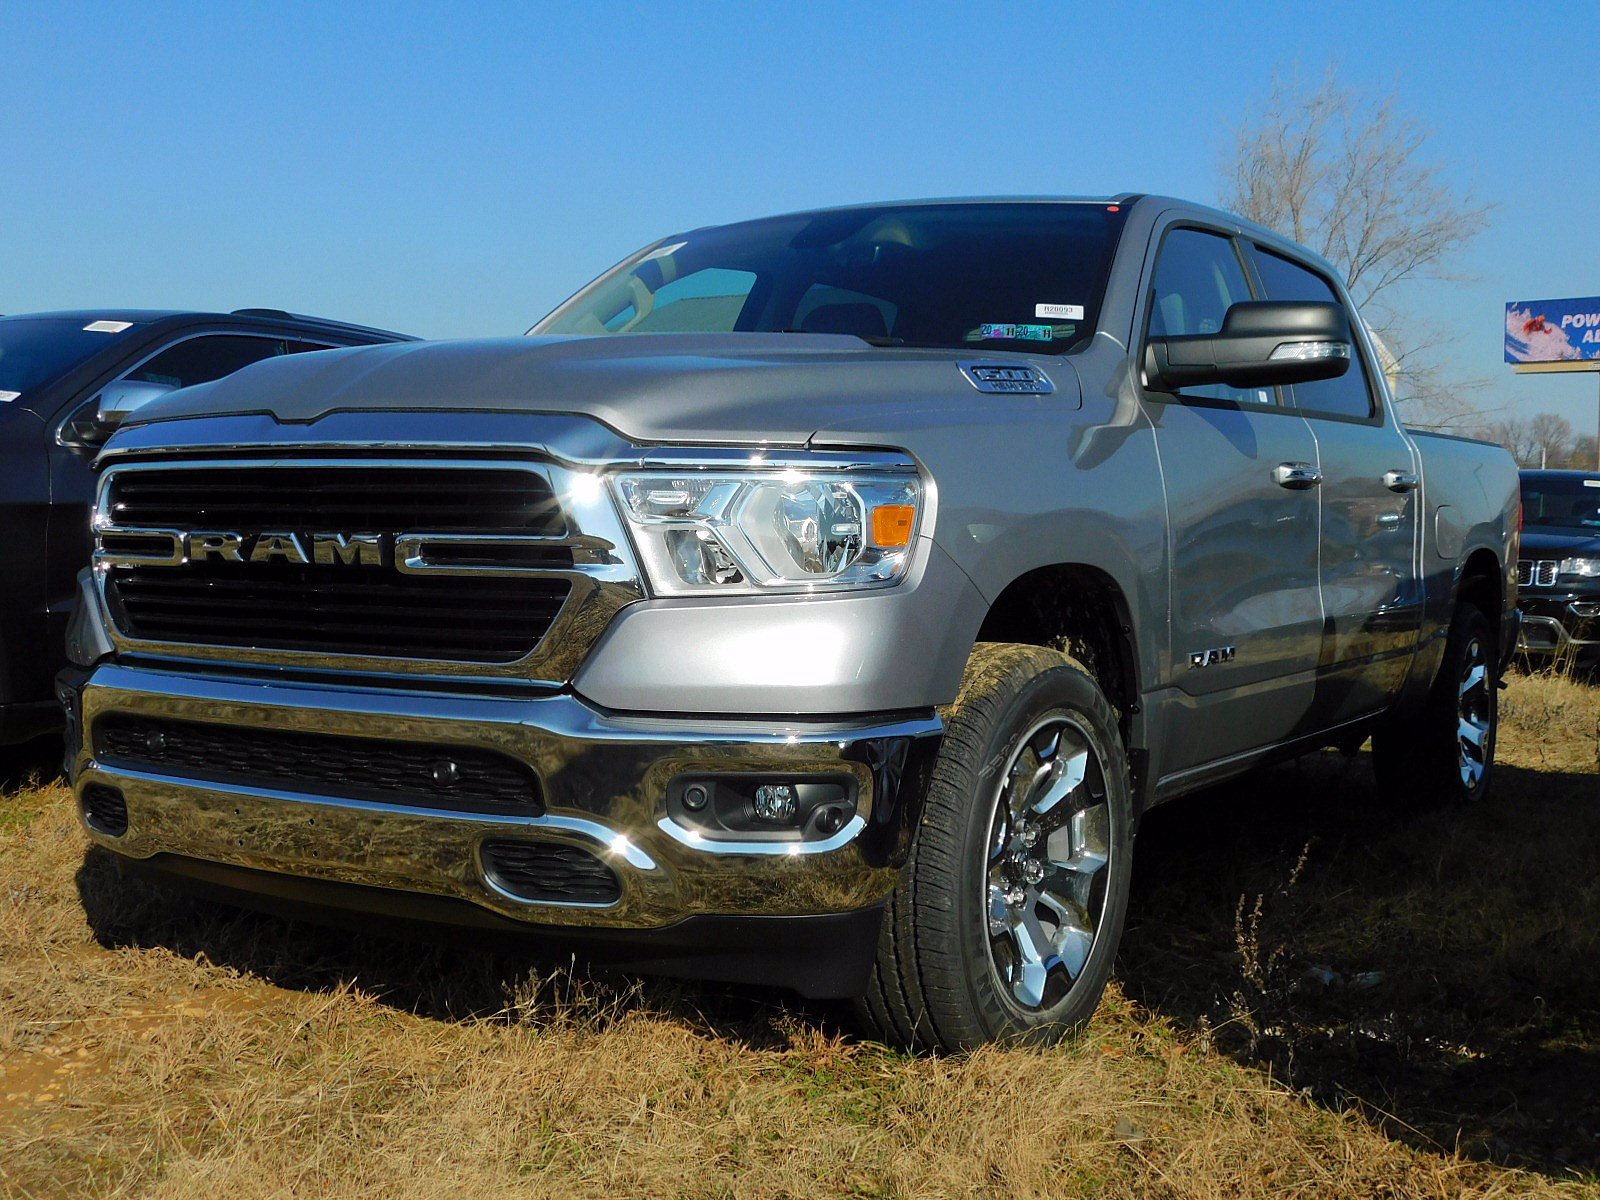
[[3, 1, 1596, 432]]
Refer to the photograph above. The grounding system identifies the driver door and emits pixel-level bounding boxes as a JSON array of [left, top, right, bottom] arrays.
[[1138, 225, 1325, 779]]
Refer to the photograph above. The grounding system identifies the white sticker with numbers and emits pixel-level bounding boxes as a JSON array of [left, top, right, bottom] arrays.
[[1035, 303, 1084, 321]]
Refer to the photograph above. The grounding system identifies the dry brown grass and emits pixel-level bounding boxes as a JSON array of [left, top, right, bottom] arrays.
[[2, 675, 1597, 1199]]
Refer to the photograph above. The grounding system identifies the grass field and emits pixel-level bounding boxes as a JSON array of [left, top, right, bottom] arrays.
[[2, 671, 1597, 1198]]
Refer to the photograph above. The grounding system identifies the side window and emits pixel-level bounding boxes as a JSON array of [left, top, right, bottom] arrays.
[[125, 334, 291, 389], [628, 268, 758, 333], [1146, 228, 1273, 406], [1247, 247, 1375, 420]]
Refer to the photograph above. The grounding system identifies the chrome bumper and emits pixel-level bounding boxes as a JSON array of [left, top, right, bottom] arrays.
[[66, 664, 940, 932]]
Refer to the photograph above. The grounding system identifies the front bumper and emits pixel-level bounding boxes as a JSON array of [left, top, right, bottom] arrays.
[[1516, 594, 1600, 655], [63, 663, 941, 996]]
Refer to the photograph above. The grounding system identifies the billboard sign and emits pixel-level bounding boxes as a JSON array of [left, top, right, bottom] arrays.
[[1505, 296, 1600, 368]]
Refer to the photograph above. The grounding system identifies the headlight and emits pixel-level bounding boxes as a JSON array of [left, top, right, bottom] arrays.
[[1559, 556, 1600, 580], [613, 468, 924, 595]]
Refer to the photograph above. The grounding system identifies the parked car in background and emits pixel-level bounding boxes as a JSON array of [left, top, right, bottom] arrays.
[[0, 309, 413, 745], [61, 197, 1519, 1049], [1517, 468, 1600, 665]]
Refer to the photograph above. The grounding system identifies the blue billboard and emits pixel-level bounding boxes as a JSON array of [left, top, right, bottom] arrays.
[[1506, 296, 1600, 365]]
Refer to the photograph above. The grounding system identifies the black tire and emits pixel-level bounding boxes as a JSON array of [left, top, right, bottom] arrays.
[[856, 643, 1134, 1052], [1372, 603, 1498, 807]]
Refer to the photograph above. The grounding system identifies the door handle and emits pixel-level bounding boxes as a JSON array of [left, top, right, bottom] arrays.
[[1382, 469, 1420, 493], [1273, 462, 1323, 490]]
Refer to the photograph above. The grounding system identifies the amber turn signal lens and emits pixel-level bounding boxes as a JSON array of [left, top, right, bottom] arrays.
[[871, 504, 916, 547]]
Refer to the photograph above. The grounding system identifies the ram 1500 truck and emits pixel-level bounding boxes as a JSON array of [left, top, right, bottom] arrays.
[[60, 197, 1520, 1050]]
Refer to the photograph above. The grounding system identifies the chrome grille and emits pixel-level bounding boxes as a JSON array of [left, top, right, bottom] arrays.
[[92, 458, 642, 678], [106, 561, 569, 662], [1518, 559, 1559, 588]]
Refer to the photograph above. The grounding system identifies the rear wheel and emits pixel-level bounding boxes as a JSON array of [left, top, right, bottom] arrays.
[[857, 643, 1134, 1051], [1372, 603, 1498, 807]]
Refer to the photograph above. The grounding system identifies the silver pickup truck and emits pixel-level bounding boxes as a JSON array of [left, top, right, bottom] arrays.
[[61, 196, 1519, 1050]]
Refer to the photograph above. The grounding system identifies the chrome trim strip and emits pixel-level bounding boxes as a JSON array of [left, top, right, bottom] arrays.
[[655, 814, 869, 856]]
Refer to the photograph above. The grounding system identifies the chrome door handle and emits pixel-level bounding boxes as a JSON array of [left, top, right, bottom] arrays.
[[1383, 470, 1420, 493], [1273, 462, 1323, 490]]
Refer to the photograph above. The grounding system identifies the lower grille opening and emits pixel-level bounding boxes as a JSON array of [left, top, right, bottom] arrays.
[[480, 839, 621, 905], [95, 715, 542, 815], [82, 783, 129, 836]]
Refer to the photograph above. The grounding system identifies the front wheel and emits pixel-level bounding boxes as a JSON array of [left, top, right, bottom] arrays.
[[857, 643, 1134, 1052], [1372, 602, 1498, 807]]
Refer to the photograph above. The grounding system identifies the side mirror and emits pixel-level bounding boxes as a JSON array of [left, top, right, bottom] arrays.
[[95, 379, 178, 429], [1145, 300, 1353, 393], [61, 379, 177, 455]]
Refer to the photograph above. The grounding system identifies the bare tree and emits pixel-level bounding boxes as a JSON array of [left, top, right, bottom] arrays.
[[1528, 412, 1575, 469], [1476, 411, 1596, 468], [1477, 416, 1539, 466], [1221, 69, 1492, 426]]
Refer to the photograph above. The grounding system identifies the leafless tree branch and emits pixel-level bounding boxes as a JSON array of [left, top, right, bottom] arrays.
[[1220, 68, 1494, 425]]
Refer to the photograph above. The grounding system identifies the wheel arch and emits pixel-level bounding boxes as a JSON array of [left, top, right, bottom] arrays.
[[1456, 547, 1503, 640], [973, 563, 1145, 781]]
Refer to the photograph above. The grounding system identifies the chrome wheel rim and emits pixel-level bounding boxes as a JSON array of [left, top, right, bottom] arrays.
[[1458, 636, 1492, 790], [982, 714, 1112, 1013]]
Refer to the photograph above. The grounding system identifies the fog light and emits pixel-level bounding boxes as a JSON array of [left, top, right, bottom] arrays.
[[753, 783, 797, 823]]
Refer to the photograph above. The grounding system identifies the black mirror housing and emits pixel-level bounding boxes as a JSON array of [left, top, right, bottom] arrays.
[[1145, 300, 1354, 392]]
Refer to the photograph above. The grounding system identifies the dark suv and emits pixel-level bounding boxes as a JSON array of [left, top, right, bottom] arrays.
[[0, 309, 413, 744], [1517, 468, 1600, 665]]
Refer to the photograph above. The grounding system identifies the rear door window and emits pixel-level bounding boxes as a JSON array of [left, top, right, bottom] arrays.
[[1246, 247, 1376, 420]]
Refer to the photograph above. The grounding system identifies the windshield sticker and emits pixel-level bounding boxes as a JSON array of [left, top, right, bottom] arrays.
[[83, 320, 132, 333], [977, 323, 1053, 342], [0, 391, 20, 403], [1035, 303, 1084, 321]]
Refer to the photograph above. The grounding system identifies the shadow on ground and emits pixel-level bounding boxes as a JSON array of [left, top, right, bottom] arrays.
[[68, 742, 1599, 1176], [73, 845, 824, 1051], [0, 733, 63, 792], [1119, 751, 1600, 1179]]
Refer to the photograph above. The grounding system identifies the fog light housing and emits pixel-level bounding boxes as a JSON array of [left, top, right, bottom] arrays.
[[667, 776, 858, 843]]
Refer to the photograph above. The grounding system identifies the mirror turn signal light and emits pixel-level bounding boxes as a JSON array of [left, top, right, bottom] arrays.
[[871, 503, 916, 548]]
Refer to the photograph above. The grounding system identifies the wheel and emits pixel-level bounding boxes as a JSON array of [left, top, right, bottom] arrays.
[[1372, 602, 1498, 807], [857, 643, 1134, 1052]]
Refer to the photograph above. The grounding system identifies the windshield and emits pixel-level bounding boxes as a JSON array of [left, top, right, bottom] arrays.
[[535, 202, 1129, 355], [0, 316, 140, 400], [1522, 475, 1600, 532]]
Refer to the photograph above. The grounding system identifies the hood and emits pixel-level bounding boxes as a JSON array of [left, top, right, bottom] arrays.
[[1522, 528, 1600, 557], [124, 334, 1079, 447]]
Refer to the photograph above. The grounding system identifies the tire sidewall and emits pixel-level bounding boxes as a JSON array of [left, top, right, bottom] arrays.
[[1448, 605, 1497, 804], [948, 662, 1133, 1043]]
